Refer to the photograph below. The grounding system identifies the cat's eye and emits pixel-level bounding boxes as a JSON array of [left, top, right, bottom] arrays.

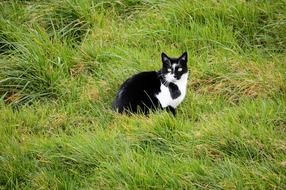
[[178, 68, 183, 72], [167, 68, 172, 72]]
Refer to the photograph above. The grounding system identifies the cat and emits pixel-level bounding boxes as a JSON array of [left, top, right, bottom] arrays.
[[112, 52, 188, 116]]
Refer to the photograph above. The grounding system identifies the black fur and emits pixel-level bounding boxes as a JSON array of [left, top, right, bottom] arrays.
[[112, 71, 161, 115], [169, 83, 181, 99]]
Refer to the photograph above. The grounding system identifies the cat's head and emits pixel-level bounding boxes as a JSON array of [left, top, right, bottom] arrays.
[[161, 52, 188, 82]]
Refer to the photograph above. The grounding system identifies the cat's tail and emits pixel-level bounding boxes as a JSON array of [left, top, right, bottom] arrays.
[[112, 89, 125, 113], [112, 100, 119, 111]]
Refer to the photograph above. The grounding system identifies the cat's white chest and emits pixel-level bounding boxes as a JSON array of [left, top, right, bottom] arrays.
[[156, 73, 188, 108]]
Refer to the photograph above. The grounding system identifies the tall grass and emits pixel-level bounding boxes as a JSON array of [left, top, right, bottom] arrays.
[[0, 0, 286, 189]]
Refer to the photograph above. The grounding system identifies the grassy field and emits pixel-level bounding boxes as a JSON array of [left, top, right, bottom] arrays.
[[0, 0, 286, 189]]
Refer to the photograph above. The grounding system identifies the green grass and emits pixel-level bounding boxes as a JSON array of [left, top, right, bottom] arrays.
[[0, 0, 286, 189]]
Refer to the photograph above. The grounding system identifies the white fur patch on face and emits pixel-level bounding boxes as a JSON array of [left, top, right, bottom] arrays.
[[172, 64, 177, 70], [165, 73, 176, 83]]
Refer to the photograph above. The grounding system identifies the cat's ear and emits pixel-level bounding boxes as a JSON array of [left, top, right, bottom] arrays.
[[180, 52, 187, 61], [179, 52, 188, 65], [161, 52, 171, 67]]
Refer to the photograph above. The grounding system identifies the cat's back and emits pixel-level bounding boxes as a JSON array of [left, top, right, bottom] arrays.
[[121, 71, 160, 90], [112, 71, 161, 113]]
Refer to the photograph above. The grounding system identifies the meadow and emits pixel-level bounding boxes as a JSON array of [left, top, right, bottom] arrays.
[[0, 0, 286, 189]]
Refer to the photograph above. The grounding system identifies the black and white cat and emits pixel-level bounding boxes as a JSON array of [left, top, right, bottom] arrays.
[[112, 52, 188, 116]]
